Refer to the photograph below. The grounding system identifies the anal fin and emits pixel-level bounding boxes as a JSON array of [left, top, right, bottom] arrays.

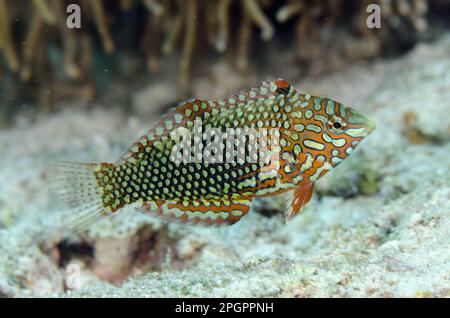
[[138, 198, 252, 227], [284, 183, 315, 222]]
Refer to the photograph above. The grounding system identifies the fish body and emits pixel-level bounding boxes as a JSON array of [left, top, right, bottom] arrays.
[[53, 79, 375, 231]]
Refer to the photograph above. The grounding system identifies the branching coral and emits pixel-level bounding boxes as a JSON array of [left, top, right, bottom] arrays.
[[273, 0, 433, 75], [236, 10, 253, 73], [384, 0, 429, 33], [90, 0, 115, 55], [52, 0, 83, 80], [276, 1, 303, 23], [214, 0, 232, 52], [32, 0, 57, 26], [179, 0, 198, 94], [0, 0, 19, 72], [0, 0, 446, 108], [243, 0, 274, 41], [20, 12, 45, 82]]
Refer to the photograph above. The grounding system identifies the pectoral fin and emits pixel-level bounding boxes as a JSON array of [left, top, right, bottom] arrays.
[[138, 198, 252, 227], [284, 183, 315, 222]]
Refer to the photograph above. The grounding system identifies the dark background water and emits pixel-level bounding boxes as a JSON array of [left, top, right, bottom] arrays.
[[0, 0, 449, 123]]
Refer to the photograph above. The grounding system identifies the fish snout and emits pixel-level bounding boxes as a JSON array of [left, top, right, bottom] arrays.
[[347, 108, 376, 136]]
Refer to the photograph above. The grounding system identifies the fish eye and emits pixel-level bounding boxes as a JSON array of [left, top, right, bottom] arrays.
[[327, 117, 346, 133], [333, 122, 342, 129]]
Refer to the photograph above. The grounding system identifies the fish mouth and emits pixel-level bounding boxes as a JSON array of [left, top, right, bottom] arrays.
[[347, 107, 376, 136], [363, 119, 376, 135]]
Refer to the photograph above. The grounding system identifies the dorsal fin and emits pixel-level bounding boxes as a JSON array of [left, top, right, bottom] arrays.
[[119, 99, 216, 164], [119, 80, 291, 165], [284, 183, 315, 222], [218, 80, 283, 108]]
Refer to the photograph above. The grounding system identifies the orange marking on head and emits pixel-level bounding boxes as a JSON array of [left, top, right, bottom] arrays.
[[275, 79, 290, 89]]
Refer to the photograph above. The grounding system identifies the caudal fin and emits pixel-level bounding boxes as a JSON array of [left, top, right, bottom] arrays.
[[49, 162, 111, 232]]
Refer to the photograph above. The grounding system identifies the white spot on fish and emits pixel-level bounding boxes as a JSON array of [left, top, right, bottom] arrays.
[[294, 124, 305, 132], [303, 139, 325, 150], [332, 138, 346, 147]]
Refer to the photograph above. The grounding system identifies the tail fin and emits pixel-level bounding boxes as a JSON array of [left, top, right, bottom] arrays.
[[49, 162, 113, 232]]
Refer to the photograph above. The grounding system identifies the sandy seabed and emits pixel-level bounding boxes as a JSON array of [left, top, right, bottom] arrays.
[[0, 35, 449, 297]]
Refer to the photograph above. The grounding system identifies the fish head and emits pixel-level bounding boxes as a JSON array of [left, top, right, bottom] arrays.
[[315, 101, 376, 168], [277, 83, 375, 180]]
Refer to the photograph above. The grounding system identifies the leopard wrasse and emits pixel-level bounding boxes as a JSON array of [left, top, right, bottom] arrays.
[[51, 79, 375, 232]]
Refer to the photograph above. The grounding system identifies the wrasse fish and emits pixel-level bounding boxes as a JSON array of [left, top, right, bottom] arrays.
[[52, 79, 375, 231]]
